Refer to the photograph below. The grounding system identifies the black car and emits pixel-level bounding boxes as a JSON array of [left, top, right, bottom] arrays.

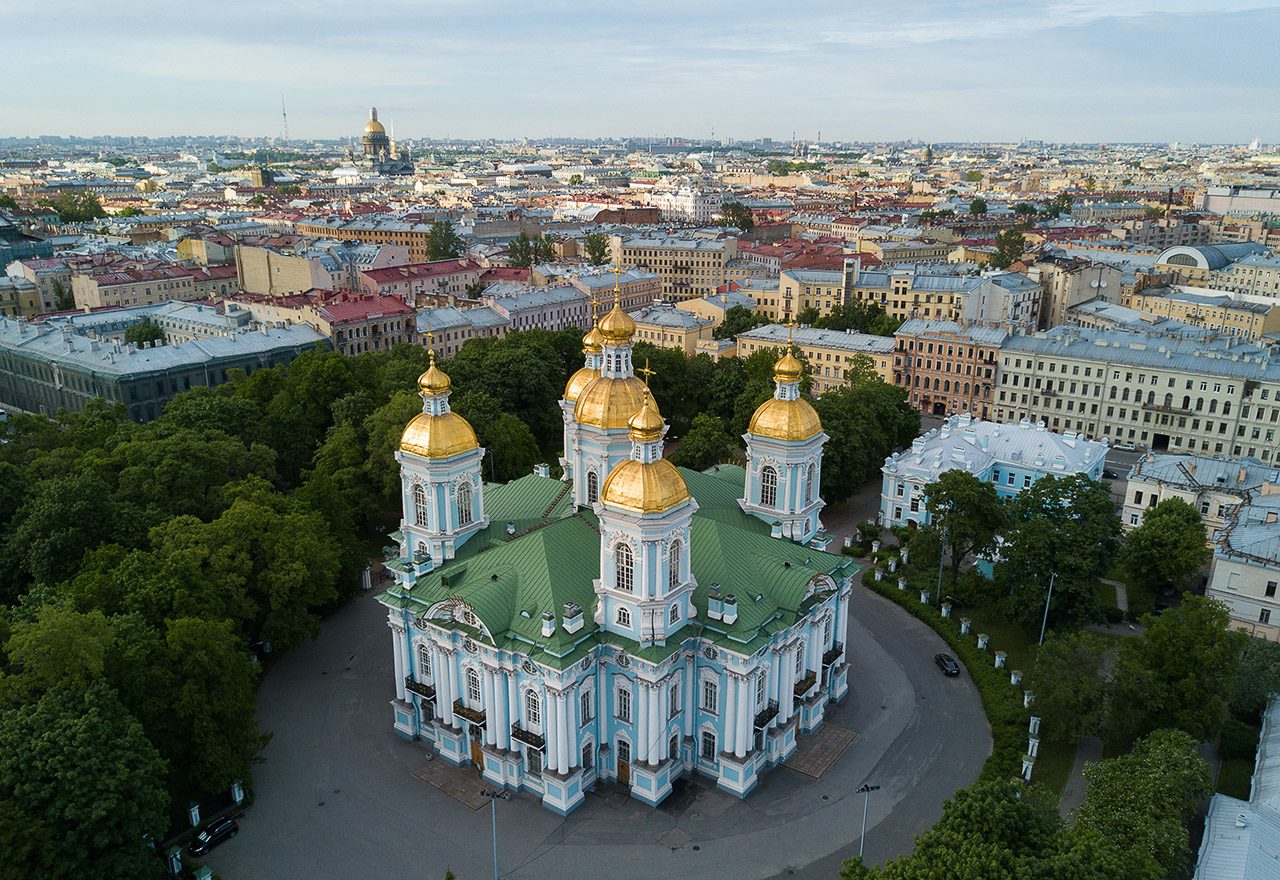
[[189, 818, 238, 856], [1102, 468, 1119, 479], [934, 653, 960, 677]]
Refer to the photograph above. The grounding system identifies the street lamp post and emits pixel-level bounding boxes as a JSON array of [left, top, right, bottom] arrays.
[[1038, 571, 1057, 646], [934, 506, 951, 606], [479, 789, 511, 880], [856, 783, 880, 858]]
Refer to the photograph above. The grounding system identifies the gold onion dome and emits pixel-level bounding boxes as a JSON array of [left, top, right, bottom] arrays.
[[564, 365, 599, 402], [418, 360, 451, 395], [598, 302, 636, 343], [748, 397, 823, 442], [400, 411, 478, 459], [582, 324, 604, 353], [627, 392, 665, 442], [774, 349, 804, 383], [573, 375, 647, 430]]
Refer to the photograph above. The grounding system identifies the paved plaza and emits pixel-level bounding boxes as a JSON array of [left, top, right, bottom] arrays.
[[205, 568, 989, 880]]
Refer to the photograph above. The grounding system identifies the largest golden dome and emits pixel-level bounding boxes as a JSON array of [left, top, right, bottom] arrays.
[[564, 365, 599, 402], [598, 302, 636, 343], [574, 375, 647, 430], [400, 412, 478, 459], [748, 397, 823, 442], [600, 458, 690, 513]]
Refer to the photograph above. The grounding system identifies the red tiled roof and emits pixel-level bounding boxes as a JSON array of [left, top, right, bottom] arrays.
[[361, 259, 477, 283], [317, 293, 415, 323]]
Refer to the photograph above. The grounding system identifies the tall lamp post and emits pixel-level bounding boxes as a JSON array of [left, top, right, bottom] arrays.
[[857, 783, 880, 858], [479, 788, 511, 880], [934, 503, 952, 606], [1038, 571, 1057, 646]]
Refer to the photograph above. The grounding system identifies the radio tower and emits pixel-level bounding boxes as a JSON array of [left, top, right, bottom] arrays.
[[280, 94, 289, 144]]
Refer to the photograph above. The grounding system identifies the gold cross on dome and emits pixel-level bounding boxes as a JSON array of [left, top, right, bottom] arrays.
[[637, 358, 656, 386], [425, 323, 436, 361]]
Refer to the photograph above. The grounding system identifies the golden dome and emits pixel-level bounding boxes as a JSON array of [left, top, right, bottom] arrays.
[[600, 458, 690, 514], [365, 118, 386, 135], [564, 366, 599, 402], [628, 393, 665, 442], [598, 302, 636, 343], [748, 397, 823, 442], [574, 375, 647, 430], [418, 361, 451, 395], [400, 411, 478, 459], [774, 349, 804, 383], [582, 324, 604, 353]]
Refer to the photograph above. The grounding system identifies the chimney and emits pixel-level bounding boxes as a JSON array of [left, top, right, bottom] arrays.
[[541, 611, 555, 638], [562, 602, 583, 634], [533, 463, 550, 478], [707, 586, 724, 621], [721, 594, 738, 626]]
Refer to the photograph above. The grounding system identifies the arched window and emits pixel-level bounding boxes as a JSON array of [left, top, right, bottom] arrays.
[[670, 603, 680, 624], [668, 540, 681, 590], [457, 481, 473, 526], [616, 606, 631, 627], [761, 466, 777, 507], [413, 483, 429, 527], [615, 543, 633, 592], [806, 463, 815, 503], [417, 644, 432, 677], [586, 470, 599, 503], [526, 689, 540, 726], [466, 668, 481, 705], [700, 730, 717, 760]]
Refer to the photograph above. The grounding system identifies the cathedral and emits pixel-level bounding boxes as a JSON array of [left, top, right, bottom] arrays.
[[379, 286, 855, 814], [350, 106, 413, 176]]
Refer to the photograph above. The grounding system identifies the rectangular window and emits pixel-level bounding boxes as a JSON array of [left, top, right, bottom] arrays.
[[701, 730, 717, 760], [1267, 582, 1277, 599], [1262, 609, 1272, 625], [526, 747, 542, 777], [617, 687, 631, 722], [581, 689, 593, 723], [795, 646, 804, 675], [669, 682, 680, 717], [1006, 473, 1015, 486], [702, 680, 718, 713]]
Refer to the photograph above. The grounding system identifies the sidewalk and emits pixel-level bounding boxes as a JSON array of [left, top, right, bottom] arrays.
[[1058, 736, 1102, 817]]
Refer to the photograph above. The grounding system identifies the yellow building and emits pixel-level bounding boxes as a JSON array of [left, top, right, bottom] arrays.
[[674, 289, 758, 329], [736, 324, 894, 395], [610, 233, 738, 301], [857, 239, 953, 266], [778, 270, 845, 320], [1127, 285, 1280, 342], [628, 303, 715, 355]]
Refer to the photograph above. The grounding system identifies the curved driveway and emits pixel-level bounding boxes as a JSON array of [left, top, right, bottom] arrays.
[[206, 574, 989, 880]]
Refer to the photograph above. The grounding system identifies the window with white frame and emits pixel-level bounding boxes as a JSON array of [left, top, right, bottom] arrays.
[[526, 689, 540, 726], [669, 540, 681, 590], [616, 606, 631, 627], [615, 543, 634, 592], [617, 686, 632, 722], [761, 466, 778, 507], [701, 730, 716, 760], [413, 483, 429, 527], [457, 481, 473, 526], [702, 679, 718, 712], [670, 603, 679, 624], [466, 668, 481, 705], [526, 747, 542, 777], [669, 682, 680, 716], [417, 644, 431, 678], [755, 672, 766, 707], [795, 645, 805, 675], [586, 470, 599, 503]]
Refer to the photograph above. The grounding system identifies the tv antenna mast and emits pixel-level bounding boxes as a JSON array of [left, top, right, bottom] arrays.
[[280, 94, 289, 144]]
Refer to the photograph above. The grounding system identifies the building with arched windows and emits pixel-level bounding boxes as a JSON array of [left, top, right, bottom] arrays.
[[379, 291, 854, 814]]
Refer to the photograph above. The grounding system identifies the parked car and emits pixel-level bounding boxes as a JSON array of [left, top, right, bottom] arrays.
[[934, 653, 960, 677], [189, 818, 238, 856], [1113, 442, 1137, 452], [1102, 468, 1119, 479]]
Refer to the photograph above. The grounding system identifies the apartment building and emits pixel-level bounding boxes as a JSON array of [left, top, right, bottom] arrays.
[[892, 319, 1008, 419], [1212, 254, 1280, 297], [6, 257, 74, 313], [1110, 217, 1211, 248], [1125, 286, 1280, 341], [0, 276, 38, 318], [736, 323, 894, 394], [416, 306, 509, 358], [1122, 452, 1273, 535], [646, 188, 724, 223], [628, 303, 715, 355], [1153, 243, 1270, 287], [235, 241, 409, 296], [71, 265, 238, 310], [359, 259, 485, 305], [231, 291, 416, 356], [294, 216, 448, 262], [675, 289, 758, 329], [1030, 255, 1126, 329], [1207, 493, 1280, 641], [610, 233, 738, 301], [995, 326, 1280, 462], [482, 283, 590, 332]]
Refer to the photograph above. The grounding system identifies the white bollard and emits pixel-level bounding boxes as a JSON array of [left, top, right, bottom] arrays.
[[901, 547, 910, 564], [1024, 691, 1034, 708], [1028, 737, 1039, 758], [872, 540, 881, 554], [889, 558, 898, 573], [1010, 670, 1023, 686], [976, 633, 989, 650], [1021, 756, 1034, 782], [897, 577, 907, 591], [874, 569, 883, 582], [1029, 715, 1041, 737], [941, 602, 952, 618], [960, 617, 971, 635], [919, 590, 930, 604], [994, 651, 1007, 669]]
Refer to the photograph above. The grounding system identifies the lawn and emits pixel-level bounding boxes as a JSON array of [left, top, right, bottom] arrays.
[[1034, 739, 1077, 797], [960, 604, 1037, 674], [1218, 758, 1254, 800]]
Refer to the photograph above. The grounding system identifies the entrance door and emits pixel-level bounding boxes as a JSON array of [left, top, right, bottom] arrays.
[[469, 727, 483, 768], [616, 740, 631, 787]]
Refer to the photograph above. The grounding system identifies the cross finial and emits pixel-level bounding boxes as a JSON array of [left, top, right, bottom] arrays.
[[426, 323, 435, 362], [637, 357, 656, 386], [612, 261, 622, 305], [785, 316, 796, 351], [589, 290, 599, 322]]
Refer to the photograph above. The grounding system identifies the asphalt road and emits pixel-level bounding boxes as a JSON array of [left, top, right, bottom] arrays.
[[204, 570, 989, 880]]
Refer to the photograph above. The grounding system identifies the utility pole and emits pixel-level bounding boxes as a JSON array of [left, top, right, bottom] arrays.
[[479, 788, 511, 880], [857, 783, 880, 858], [1039, 570, 1056, 645]]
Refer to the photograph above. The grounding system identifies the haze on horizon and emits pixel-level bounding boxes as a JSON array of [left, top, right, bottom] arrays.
[[6, 0, 1278, 144]]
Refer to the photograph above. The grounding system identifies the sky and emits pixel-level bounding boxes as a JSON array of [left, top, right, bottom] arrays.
[[5, 0, 1279, 143]]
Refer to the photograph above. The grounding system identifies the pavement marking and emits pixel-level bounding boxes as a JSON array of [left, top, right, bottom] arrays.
[[411, 759, 487, 811], [783, 724, 858, 779]]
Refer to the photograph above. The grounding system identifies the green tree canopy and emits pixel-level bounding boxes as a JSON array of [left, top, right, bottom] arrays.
[[668, 413, 736, 471], [713, 305, 769, 340], [969, 197, 988, 215], [584, 231, 611, 266], [1026, 630, 1107, 742], [1120, 498, 1210, 591], [990, 227, 1026, 269], [42, 189, 106, 223], [425, 219, 465, 260], [924, 470, 1006, 582], [718, 201, 755, 231]]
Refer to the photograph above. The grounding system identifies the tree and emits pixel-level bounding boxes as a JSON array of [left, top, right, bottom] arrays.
[[568, 174, 582, 185], [1072, 729, 1210, 878], [795, 306, 820, 325], [507, 231, 553, 268], [1012, 202, 1037, 217], [924, 470, 1005, 582], [813, 366, 919, 503], [1120, 498, 1210, 592], [668, 413, 735, 471], [963, 170, 984, 182], [51, 278, 74, 311], [42, 189, 106, 223], [123, 320, 165, 347], [425, 219, 465, 260], [533, 234, 556, 264], [116, 206, 143, 217], [1, 606, 115, 704], [1107, 596, 1245, 743], [996, 474, 1121, 627], [1026, 631, 1107, 742], [718, 201, 755, 231], [451, 390, 541, 483], [990, 227, 1026, 270], [584, 232, 610, 266], [0, 194, 18, 211], [1230, 637, 1280, 720], [713, 305, 768, 340], [0, 682, 169, 880], [969, 197, 988, 216]]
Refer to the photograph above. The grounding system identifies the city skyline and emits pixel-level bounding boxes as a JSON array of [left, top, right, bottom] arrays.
[[7, 0, 1280, 143]]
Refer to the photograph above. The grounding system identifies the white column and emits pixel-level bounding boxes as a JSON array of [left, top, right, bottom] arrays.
[[836, 592, 850, 654], [545, 691, 559, 773], [723, 674, 737, 755], [506, 671, 518, 750], [556, 691, 570, 774], [648, 685, 661, 765], [392, 626, 407, 701], [735, 676, 750, 759], [496, 669, 511, 751], [683, 659, 695, 739], [482, 668, 497, 746], [780, 650, 795, 723], [636, 682, 650, 764], [568, 685, 580, 769], [436, 646, 455, 726], [767, 652, 780, 705]]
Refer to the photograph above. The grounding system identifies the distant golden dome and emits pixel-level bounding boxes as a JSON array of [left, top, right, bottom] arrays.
[[598, 302, 636, 343], [564, 366, 599, 402], [600, 458, 690, 514], [628, 393, 664, 442], [418, 361, 451, 395], [365, 118, 386, 135], [400, 411, 478, 459], [774, 349, 804, 383], [748, 397, 823, 442], [582, 324, 605, 353], [574, 375, 647, 430]]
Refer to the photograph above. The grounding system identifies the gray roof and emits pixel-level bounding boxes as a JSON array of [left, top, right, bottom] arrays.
[[628, 304, 712, 330], [1129, 453, 1275, 494], [895, 318, 1009, 345], [1217, 493, 1280, 570], [484, 283, 585, 312], [738, 323, 893, 355], [1068, 299, 1208, 338], [416, 305, 508, 333], [782, 269, 843, 285]]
